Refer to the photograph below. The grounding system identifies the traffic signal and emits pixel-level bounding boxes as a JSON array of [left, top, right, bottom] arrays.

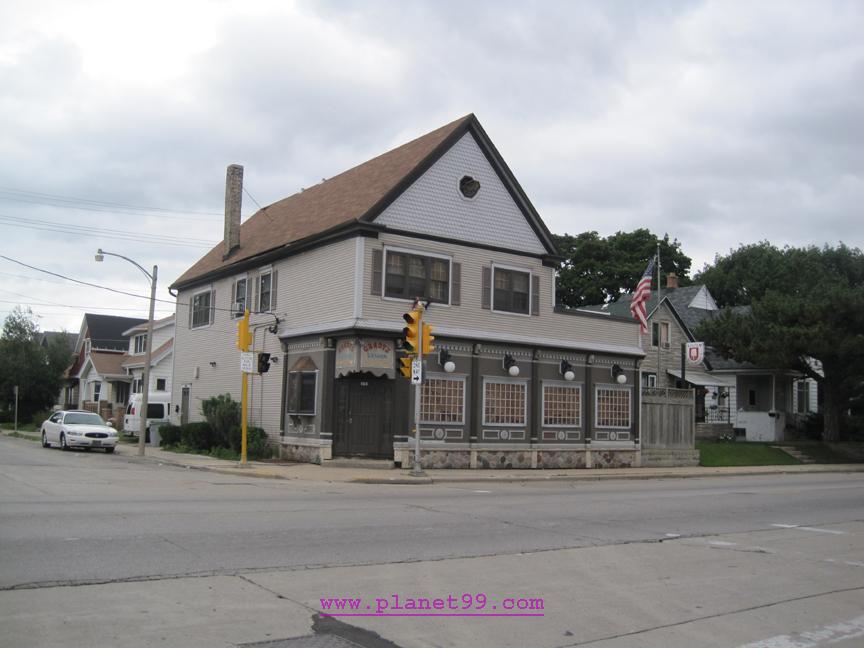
[[402, 309, 421, 354], [421, 322, 435, 355], [236, 310, 251, 351], [398, 356, 413, 379], [257, 352, 271, 374]]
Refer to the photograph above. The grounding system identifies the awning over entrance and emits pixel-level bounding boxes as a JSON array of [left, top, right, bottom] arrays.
[[667, 369, 735, 387]]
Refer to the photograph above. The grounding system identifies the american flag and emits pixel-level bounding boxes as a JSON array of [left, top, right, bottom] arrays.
[[629, 258, 655, 334]]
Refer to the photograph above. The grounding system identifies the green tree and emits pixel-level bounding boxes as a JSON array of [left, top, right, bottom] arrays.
[[554, 229, 692, 308], [694, 241, 787, 308], [696, 244, 864, 441], [0, 308, 70, 421]]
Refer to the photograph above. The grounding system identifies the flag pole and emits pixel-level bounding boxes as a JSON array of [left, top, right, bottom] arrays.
[[656, 243, 662, 388]]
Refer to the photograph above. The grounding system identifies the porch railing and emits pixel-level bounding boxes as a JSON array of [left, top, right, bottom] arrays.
[[704, 406, 731, 424]]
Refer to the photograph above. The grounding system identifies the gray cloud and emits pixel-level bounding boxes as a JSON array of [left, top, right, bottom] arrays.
[[0, 0, 861, 331]]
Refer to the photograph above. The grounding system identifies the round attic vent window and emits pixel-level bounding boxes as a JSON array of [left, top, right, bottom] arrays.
[[459, 175, 481, 199]]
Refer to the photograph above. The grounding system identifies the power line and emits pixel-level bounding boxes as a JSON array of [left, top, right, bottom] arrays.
[[0, 213, 217, 248], [0, 254, 273, 315], [0, 186, 223, 217]]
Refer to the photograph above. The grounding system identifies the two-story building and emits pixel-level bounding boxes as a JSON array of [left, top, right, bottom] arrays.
[[68, 313, 146, 421], [121, 315, 175, 397], [169, 114, 645, 469]]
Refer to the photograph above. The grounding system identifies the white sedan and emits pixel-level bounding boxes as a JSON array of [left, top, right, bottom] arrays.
[[41, 410, 118, 453]]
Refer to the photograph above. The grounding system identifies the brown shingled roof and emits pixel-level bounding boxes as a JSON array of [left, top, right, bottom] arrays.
[[172, 114, 475, 289], [89, 351, 128, 378]]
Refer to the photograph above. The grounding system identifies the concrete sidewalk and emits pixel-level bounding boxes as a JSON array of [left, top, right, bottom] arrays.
[[6, 428, 864, 484]]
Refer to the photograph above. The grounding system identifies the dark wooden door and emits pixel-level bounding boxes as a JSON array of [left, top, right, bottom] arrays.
[[334, 376, 393, 457]]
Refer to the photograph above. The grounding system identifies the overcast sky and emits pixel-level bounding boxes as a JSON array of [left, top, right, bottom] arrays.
[[1, 0, 861, 333]]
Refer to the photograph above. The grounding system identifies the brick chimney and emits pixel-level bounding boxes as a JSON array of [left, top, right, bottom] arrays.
[[666, 272, 679, 289], [223, 164, 243, 259]]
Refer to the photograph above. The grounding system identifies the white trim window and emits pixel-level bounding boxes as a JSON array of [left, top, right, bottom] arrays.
[[258, 271, 272, 312], [233, 277, 248, 318], [92, 382, 102, 402], [595, 385, 632, 429], [191, 290, 213, 329], [483, 379, 527, 426], [420, 376, 465, 424], [155, 378, 167, 392], [493, 266, 531, 315], [132, 378, 143, 393], [542, 382, 581, 427], [384, 248, 451, 304], [652, 322, 671, 349], [641, 373, 657, 388], [133, 333, 147, 355]]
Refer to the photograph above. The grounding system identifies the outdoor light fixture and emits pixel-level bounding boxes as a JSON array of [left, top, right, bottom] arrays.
[[560, 359, 575, 381], [209, 361, 217, 368], [503, 354, 520, 377], [439, 349, 456, 373], [94, 249, 104, 262], [611, 364, 627, 384]]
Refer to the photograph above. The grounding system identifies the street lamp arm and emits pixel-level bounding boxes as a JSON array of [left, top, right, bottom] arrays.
[[95, 249, 153, 282]]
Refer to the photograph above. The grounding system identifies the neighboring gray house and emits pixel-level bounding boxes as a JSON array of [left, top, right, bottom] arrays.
[[169, 114, 647, 468], [587, 276, 817, 442], [67, 314, 146, 421]]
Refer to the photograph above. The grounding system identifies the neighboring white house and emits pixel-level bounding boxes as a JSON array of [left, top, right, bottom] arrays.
[[121, 314, 175, 398]]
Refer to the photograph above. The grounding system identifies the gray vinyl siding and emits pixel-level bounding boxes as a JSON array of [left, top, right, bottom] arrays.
[[375, 132, 547, 254], [639, 302, 706, 387], [171, 238, 356, 441], [362, 233, 638, 349]]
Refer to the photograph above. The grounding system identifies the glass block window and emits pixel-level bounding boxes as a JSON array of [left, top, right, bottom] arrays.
[[420, 377, 465, 424], [483, 380, 526, 426], [543, 383, 581, 427], [596, 386, 631, 428]]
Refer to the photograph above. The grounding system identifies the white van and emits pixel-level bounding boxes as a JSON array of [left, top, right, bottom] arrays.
[[123, 392, 171, 437]]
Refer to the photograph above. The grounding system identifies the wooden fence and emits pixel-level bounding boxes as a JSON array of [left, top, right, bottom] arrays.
[[641, 387, 695, 449]]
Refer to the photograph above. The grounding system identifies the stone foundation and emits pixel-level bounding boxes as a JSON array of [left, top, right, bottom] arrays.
[[537, 450, 587, 469], [279, 441, 331, 464], [591, 448, 637, 468], [392, 445, 640, 469]]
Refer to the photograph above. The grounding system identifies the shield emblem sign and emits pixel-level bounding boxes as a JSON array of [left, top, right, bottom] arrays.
[[686, 342, 705, 365]]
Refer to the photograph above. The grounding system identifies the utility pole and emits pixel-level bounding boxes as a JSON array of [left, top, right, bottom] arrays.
[[13, 385, 19, 433]]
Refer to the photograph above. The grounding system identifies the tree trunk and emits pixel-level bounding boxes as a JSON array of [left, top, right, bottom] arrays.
[[821, 386, 841, 442]]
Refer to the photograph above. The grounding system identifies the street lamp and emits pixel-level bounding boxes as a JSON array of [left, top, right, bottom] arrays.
[[95, 248, 157, 457]]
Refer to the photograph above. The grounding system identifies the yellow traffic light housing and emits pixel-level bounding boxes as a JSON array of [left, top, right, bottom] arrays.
[[398, 356, 413, 379], [402, 309, 421, 354], [236, 310, 251, 351], [421, 322, 435, 355]]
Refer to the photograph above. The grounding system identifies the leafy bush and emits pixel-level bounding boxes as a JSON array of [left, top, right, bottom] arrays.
[[227, 425, 272, 459], [247, 426, 272, 460], [179, 422, 215, 450], [201, 394, 240, 448], [158, 423, 182, 447]]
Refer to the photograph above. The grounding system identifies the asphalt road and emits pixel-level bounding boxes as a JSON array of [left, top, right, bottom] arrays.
[[1, 435, 863, 648]]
